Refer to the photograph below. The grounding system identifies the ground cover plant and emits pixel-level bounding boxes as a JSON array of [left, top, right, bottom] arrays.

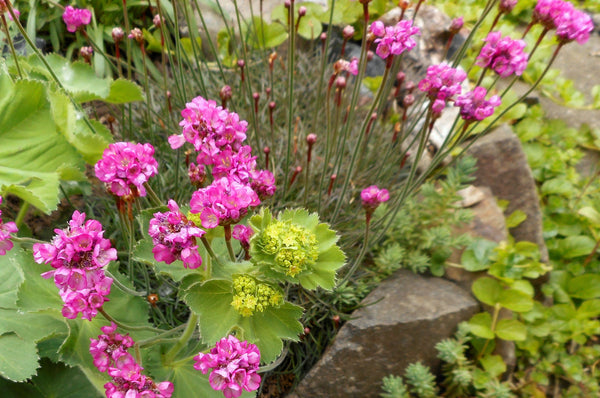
[[0, 0, 596, 396]]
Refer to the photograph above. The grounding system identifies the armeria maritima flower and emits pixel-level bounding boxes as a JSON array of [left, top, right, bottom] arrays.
[[149, 199, 205, 269], [190, 176, 260, 229], [418, 63, 467, 117], [476, 31, 529, 77], [554, 6, 593, 44], [455, 86, 502, 122], [361, 185, 390, 212], [33, 211, 116, 320], [194, 335, 261, 398], [90, 322, 174, 398], [371, 19, 420, 59], [95, 142, 159, 199], [62, 6, 92, 33], [0, 196, 17, 256]]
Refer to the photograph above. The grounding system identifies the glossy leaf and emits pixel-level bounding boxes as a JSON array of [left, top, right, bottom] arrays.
[[472, 277, 502, 306], [467, 312, 494, 339], [495, 319, 527, 341]]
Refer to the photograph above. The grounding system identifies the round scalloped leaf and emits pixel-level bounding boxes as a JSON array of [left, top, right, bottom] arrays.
[[0, 334, 39, 382]]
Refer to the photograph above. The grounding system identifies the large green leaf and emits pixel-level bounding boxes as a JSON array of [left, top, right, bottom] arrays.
[[17, 257, 64, 313], [0, 79, 85, 213], [0, 309, 66, 343], [0, 248, 25, 308], [495, 319, 527, 341], [0, 334, 39, 381], [472, 277, 502, 307], [567, 274, 600, 299], [467, 312, 494, 339]]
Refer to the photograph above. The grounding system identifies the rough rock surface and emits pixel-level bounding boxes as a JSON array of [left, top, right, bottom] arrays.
[[466, 124, 549, 263], [288, 270, 479, 398]]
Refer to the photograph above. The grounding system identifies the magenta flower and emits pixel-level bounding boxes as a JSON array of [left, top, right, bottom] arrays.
[[250, 169, 276, 200], [190, 177, 260, 229], [0, 196, 18, 256], [554, 7, 593, 44], [369, 21, 385, 37], [361, 185, 390, 212], [32, 211, 116, 320], [373, 20, 420, 59], [194, 335, 261, 398], [149, 200, 205, 269], [169, 96, 248, 166], [418, 63, 467, 117], [232, 225, 254, 252], [499, 0, 518, 13], [90, 323, 174, 398], [476, 31, 528, 77], [62, 6, 91, 33], [533, 0, 572, 30], [211, 145, 257, 183], [188, 162, 207, 188], [95, 142, 159, 199], [334, 57, 359, 76], [455, 86, 502, 122]]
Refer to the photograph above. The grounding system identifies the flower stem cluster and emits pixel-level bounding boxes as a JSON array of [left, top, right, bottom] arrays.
[[230, 275, 283, 317], [259, 220, 318, 277], [32, 211, 116, 320], [148, 200, 206, 269], [90, 322, 174, 398], [193, 335, 261, 398], [62, 6, 91, 33], [0, 196, 17, 255], [95, 142, 159, 200]]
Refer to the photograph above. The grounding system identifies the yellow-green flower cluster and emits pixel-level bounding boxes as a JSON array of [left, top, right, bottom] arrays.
[[231, 275, 283, 317], [261, 221, 318, 277], [186, 211, 202, 228]]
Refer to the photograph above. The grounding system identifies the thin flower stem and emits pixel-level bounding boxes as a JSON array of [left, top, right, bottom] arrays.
[[337, 215, 370, 287], [105, 270, 147, 296], [201, 237, 222, 269], [122, 0, 133, 79], [223, 225, 236, 262], [138, 323, 187, 347], [477, 303, 501, 361], [282, 0, 297, 197], [14, 201, 29, 229], [144, 182, 163, 207], [12, 236, 45, 245], [99, 307, 167, 333], [1, 14, 22, 79], [165, 312, 198, 364]]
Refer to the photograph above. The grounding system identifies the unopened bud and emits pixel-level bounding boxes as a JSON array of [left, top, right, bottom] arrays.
[[320, 32, 327, 42], [79, 46, 93, 63], [266, 87, 272, 97], [306, 133, 317, 145], [403, 94, 415, 107], [128, 28, 144, 44], [237, 59, 245, 69], [399, 0, 411, 10], [153, 14, 163, 28], [112, 27, 125, 42], [396, 72, 406, 85], [253, 92, 260, 101], [263, 146, 270, 155], [304, 327, 311, 335], [269, 101, 276, 110], [336, 76, 346, 89], [449, 17, 463, 35], [284, 0, 291, 8], [219, 85, 232, 107], [298, 6, 306, 16], [405, 80, 415, 93], [367, 50, 374, 61], [499, 0, 517, 13], [342, 25, 355, 39]]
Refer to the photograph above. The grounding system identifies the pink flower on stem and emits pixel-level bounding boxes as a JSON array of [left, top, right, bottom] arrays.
[[0, 196, 18, 256], [476, 31, 529, 77], [149, 200, 205, 269], [418, 63, 467, 117], [62, 6, 92, 33], [533, 0, 572, 30], [90, 323, 174, 398], [454, 86, 502, 122], [250, 169, 276, 200], [361, 186, 390, 212], [554, 7, 593, 44], [95, 142, 159, 199], [169, 96, 247, 166], [232, 225, 254, 258], [194, 335, 261, 398], [334, 57, 359, 76], [211, 145, 257, 183], [372, 20, 420, 60], [32, 211, 116, 320], [190, 176, 260, 229]]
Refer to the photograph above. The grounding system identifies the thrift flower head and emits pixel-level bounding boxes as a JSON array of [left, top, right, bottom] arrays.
[[476, 31, 528, 77], [372, 20, 420, 59], [455, 86, 502, 122], [95, 142, 159, 199], [232, 225, 254, 252], [169, 96, 248, 165], [190, 176, 260, 229], [418, 63, 467, 117], [230, 275, 283, 317], [361, 185, 390, 212], [0, 196, 18, 256], [249, 169, 276, 200], [149, 200, 205, 269], [499, 0, 518, 13], [554, 7, 593, 44], [62, 6, 91, 33], [90, 323, 174, 398], [334, 57, 359, 76], [533, 0, 572, 30], [194, 335, 261, 398], [32, 211, 116, 320]]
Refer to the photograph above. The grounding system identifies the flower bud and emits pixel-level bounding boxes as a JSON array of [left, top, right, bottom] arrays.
[[284, 0, 291, 9], [403, 94, 415, 107], [499, 0, 517, 13], [320, 32, 327, 42], [399, 0, 411, 10], [153, 14, 162, 28], [298, 6, 306, 17], [335, 76, 346, 89], [367, 50, 374, 61], [128, 28, 143, 44], [79, 46, 93, 63], [449, 17, 463, 34], [112, 27, 125, 42], [306, 133, 317, 145], [342, 25, 355, 39]]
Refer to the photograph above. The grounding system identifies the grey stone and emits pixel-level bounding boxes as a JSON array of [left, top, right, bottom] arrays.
[[466, 124, 549, 263], [290, 270, 479, 398]]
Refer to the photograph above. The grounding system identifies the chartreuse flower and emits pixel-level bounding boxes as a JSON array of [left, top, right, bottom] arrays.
[[249, 208, 346, 290], [230, 274, 283, 317]]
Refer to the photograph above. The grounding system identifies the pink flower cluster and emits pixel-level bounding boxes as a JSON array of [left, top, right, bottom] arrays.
[[62, 6, 92, 33], [455, 86, 502, 122], [90, 322, 174, 398], [190, 177, 259, 229], [0, 196, 17, 256], [361, 185, 390, 213], [476, 31, 529, 77], [232, 225, 254, 252], [370, 20, 420, 60], [334, 57, 359, 76], [95, 142, 159, 199], [194, 335, 261, 398], [533, 0, 593, 43], [33, 211, 116, 320], [149, 200, 205, 269], [418, 63, 467, 117]]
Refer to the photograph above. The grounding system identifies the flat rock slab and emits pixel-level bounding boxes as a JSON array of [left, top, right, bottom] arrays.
[[289, 270, 479, 398]]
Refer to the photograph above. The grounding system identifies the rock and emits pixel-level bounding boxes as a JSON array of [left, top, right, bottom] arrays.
[[466, 124, 549, 263], [445, 186, 507, 292], [290, 270, 479, 398]]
